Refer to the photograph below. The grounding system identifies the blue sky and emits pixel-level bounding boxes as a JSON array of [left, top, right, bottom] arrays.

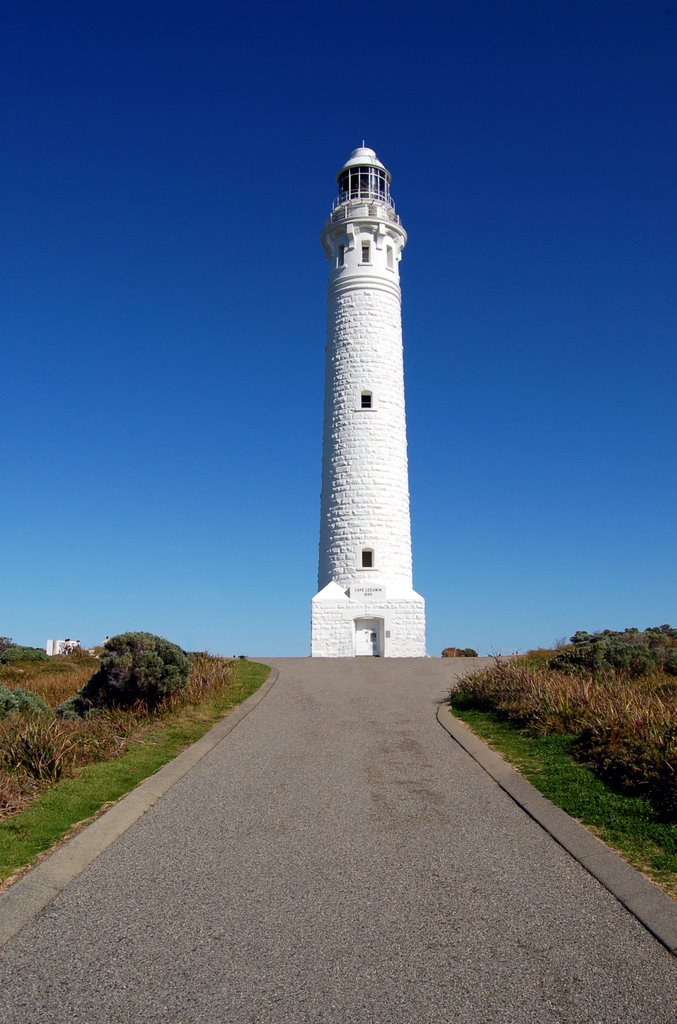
[[2, 1, 675, 656]]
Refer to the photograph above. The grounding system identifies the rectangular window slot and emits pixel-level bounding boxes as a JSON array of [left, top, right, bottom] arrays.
[[361, 243, 370, 264], [361, 549, 374, 568], [361, 392, 372, 409], [338, 245, 345, 268]]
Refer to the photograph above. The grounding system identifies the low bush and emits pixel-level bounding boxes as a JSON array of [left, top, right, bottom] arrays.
[[551, 625, 676, 678], [520, 648, 560, 669], [552, 641, 657, 677], [0, 686, 47, 718], [0, 646, 48, 665], [442, 647, 478, 658], [59, 632, 191, 715]]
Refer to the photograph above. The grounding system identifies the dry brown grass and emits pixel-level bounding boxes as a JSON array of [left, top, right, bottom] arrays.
[[453, 657, 676, 819], [169, 651, 234, 707], [0, 653, 98, 707], [0, 771, 42, 819], [0, 710, 137, 782]]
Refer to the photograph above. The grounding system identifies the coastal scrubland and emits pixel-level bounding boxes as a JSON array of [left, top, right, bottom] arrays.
[[0, 636, 269, 883], [449, 625, 676, 894]]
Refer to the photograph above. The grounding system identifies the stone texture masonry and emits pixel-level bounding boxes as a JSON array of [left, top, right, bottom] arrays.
[[319, 284, 412, 590]]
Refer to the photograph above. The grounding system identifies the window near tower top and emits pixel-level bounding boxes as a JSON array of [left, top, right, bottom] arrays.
[[361, 549, 374, 568], [361, 242, 370, 264], [361, 391, 373, 409], [387, 245, 394, 270], [338, 245, 345, 268]]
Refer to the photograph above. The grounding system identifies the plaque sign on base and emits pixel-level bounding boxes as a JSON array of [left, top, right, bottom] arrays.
[[350, 585, 386, 601]]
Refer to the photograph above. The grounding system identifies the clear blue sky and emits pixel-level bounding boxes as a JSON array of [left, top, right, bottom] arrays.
[[2, 1, 675, 656]]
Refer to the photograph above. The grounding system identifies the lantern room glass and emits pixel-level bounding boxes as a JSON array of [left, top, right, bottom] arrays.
[[337, 166, 391, 205]]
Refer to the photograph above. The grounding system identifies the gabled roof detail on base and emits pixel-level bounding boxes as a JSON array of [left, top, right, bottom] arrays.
[[312, 581, 350, 602]]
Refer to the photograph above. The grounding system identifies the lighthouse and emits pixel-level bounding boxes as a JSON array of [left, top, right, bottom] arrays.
[[311, 146, 426, 657]]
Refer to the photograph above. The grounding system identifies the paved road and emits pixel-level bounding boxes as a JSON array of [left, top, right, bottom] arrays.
[[0, 658, 674, 1023]]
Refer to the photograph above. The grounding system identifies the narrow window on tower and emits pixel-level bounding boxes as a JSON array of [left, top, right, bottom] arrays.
[[361, 242, 371, 264], [361, 391, 373, 409], [387, 245, 394, 270], [337, 245, 345, 268], [361, 548, 374, 568]]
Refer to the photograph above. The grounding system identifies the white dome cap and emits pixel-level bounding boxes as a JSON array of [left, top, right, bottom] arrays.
[[336, 146, 391, 182]]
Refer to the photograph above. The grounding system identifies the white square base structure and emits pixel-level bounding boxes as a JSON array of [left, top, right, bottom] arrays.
[[312, 582, 426, 658]]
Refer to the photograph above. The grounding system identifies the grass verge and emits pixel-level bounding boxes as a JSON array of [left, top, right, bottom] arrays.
[[450, 705, 676, 898], [0, 659, 270, 886]]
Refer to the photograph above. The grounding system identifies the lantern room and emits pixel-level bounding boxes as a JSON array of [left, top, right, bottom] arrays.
[[335, 146, 393, 207]]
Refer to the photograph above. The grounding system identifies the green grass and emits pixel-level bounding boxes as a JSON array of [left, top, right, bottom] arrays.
[[0, 660, 270, 884], [450, 705, 677, 896]]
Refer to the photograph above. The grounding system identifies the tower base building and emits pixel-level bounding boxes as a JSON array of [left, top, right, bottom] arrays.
[[311, 147, 426, 657], [312, 583, 425, 658]]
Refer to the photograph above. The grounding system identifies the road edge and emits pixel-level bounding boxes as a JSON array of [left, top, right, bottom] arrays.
[[0, 664, 279, 949], [436, 704, 677, 955]]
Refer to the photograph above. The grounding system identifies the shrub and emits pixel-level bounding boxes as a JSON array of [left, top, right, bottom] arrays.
[[442, 647, 478, 658], [0, 637, 16, 655], [550, 625, 676, 678], [665, 650, 677, 676], [521, 648, 562, 669], [60, 632, 191, 714], [0, 646, 49, 665], [548, 638, 659, 679], [0, 685, 48, 718]]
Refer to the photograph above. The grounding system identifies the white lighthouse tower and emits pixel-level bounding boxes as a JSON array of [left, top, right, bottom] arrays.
[[311, 146, 426, 657]]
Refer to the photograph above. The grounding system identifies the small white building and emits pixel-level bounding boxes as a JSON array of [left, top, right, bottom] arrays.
[[46, 638, 81, 656], [311, 147, 426, 657]]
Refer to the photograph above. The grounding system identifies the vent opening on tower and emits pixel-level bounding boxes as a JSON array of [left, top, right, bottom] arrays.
[[361, 548, 374, 568]]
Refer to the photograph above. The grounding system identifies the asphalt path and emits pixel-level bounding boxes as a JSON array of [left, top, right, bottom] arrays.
[[0, 657, 674, 1023]]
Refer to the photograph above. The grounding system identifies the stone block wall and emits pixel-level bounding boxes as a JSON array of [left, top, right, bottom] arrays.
[[318, 282, 414, 591]]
